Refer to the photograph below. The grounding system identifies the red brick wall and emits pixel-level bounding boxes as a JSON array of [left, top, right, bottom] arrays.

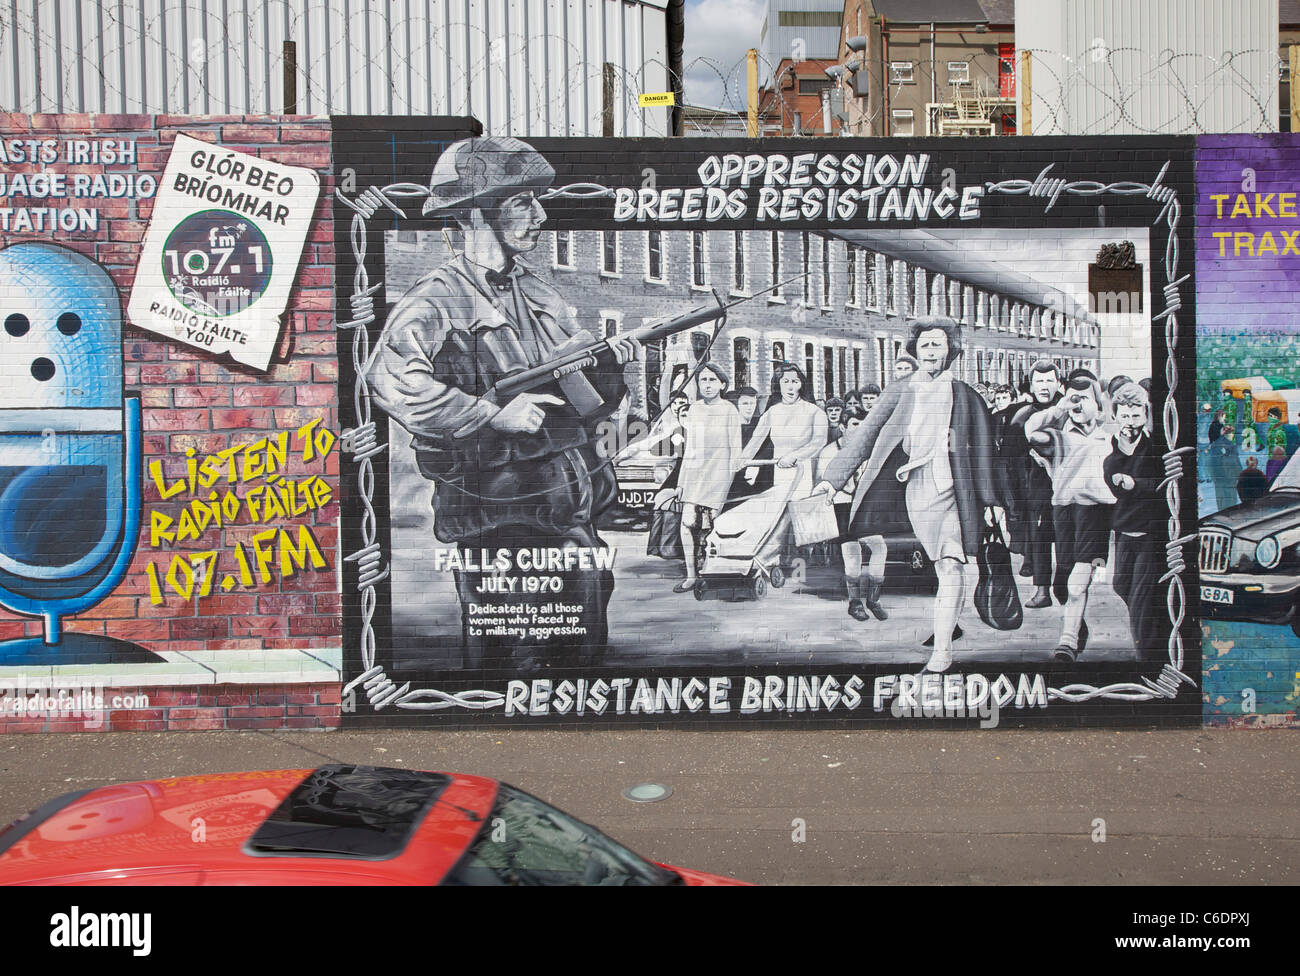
[[0, 114, 339, 658], [0, 683, 340, 733]]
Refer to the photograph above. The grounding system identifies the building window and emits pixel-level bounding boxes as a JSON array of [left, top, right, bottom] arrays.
[[772, 340, 785, 367], [601, 231, 619, 275], [890, 61, 915, 84], [875, 336, 889, 388], [885, 260, 898, 314], [837, 345, 847, 393], [770, 231, 782, 299], [804, 343, 816, 388], [947, 61, 970, 84], [824, 347, 835, 397], [914, 268, 927, 317], [845, 245, 858, 306], [864, 251, 880, 310], [602, 315, 619, 338], [950, 280, 962, 322], [733, 336, 752, 389], [975, 291, 985, 328], [798, 77, 833, 95], [821, 237, 832, 307], [646, 230, 664, 282], [733, 231, 747, 294], [777, 10, 842, 27], [931, 273, 945, 317], [801, 233, 811, 305], [961, 285, 972, 324], [852, 348, 861, 388], [691, 231, 706, 287], [554, 229, 573, 269], [891, 109, 915, 136]]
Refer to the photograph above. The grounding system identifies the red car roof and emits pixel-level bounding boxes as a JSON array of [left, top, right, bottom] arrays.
[[0, 768, 498, 886]]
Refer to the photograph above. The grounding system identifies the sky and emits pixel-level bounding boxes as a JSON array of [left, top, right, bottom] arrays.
[[683, 0, 765, 111]]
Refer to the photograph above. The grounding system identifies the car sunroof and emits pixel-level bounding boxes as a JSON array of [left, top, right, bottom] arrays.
[[246, 765, 452, 860]]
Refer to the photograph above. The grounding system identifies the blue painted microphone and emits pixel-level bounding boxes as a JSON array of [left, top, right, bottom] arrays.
[[0, 243, 143, 651]]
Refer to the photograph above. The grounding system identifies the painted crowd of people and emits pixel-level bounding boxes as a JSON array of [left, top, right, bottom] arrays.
[[634, 317, 1168, 672], [1203, 391, 1300, 513]]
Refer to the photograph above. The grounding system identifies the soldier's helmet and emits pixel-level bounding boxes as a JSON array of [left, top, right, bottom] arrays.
[[422, 136, 556, 216]]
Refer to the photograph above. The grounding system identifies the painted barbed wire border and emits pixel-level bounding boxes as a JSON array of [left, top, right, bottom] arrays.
[[335, 163, 1197, 716], [984, 161, 1196, 704]]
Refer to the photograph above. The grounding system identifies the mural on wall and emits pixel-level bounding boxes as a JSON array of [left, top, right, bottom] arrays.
[[1197, 134, 1300, 726], [128, 134, 322, 370], [0, 116, 340, 732], [335, 131, 1201, 727], [0, 242, 142, 661]]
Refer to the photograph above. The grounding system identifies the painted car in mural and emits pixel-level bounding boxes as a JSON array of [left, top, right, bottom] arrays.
[[1199, 450, 1300, 637], [0, 764, 747, 886]]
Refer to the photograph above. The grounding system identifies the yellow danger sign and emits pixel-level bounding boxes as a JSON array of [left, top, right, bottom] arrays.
[[638, 92, 675, 107]]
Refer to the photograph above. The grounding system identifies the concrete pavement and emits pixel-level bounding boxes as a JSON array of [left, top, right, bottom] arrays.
[[1, 728, 1296, 885]]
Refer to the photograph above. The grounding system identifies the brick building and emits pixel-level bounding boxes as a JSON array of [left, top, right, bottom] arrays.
[[833, 0, 1016, 138]]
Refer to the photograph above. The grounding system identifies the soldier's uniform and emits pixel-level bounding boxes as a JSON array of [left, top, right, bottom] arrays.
[[366, 138, 626, 670]]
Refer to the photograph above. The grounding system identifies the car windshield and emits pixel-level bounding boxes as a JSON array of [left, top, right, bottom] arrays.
[[441, 784, 681, 886]]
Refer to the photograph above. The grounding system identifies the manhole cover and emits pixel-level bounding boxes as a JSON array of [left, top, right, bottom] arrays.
[[622, 783, 672, 803]]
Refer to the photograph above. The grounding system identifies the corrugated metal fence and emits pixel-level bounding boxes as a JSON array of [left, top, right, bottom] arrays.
[[1016, 0, 1279, 134], [0, 0, 671, 136]]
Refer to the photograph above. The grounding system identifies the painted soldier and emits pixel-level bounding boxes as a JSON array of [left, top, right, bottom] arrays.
[[365, 136, 640, 671]]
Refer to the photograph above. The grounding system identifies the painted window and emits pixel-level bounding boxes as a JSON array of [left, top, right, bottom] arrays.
[[770, 231, 782, 298], [845, 244, 858, 306], [601, 231, 619, 274], [733, 336, 752, 388], [863, 250, 879, 310], [691, 231, 706, 287], [801, 233, 811, 305], [646, 229, 664, 281], [554, 229, 573, 268], [733, 231, 747, 293], [821, 237, 832, 307]]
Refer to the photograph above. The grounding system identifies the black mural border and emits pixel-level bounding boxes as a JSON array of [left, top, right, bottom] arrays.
[[334, 129, 1201, 729]]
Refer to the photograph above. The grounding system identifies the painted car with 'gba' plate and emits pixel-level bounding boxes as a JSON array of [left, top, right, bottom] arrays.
[[1199, 452, 1300, 636]]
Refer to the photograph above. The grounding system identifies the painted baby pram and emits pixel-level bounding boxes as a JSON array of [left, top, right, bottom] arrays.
[[691, 458, 815, 600]]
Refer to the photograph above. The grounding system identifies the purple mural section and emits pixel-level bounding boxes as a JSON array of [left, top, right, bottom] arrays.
[[1197, 134, 1300, 726]]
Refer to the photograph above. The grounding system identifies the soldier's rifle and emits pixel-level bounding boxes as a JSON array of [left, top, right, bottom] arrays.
[[486, 273, 808, 416]]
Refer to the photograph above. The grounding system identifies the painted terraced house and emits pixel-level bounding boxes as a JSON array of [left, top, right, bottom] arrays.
[[524, 226, 1100, 419]]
